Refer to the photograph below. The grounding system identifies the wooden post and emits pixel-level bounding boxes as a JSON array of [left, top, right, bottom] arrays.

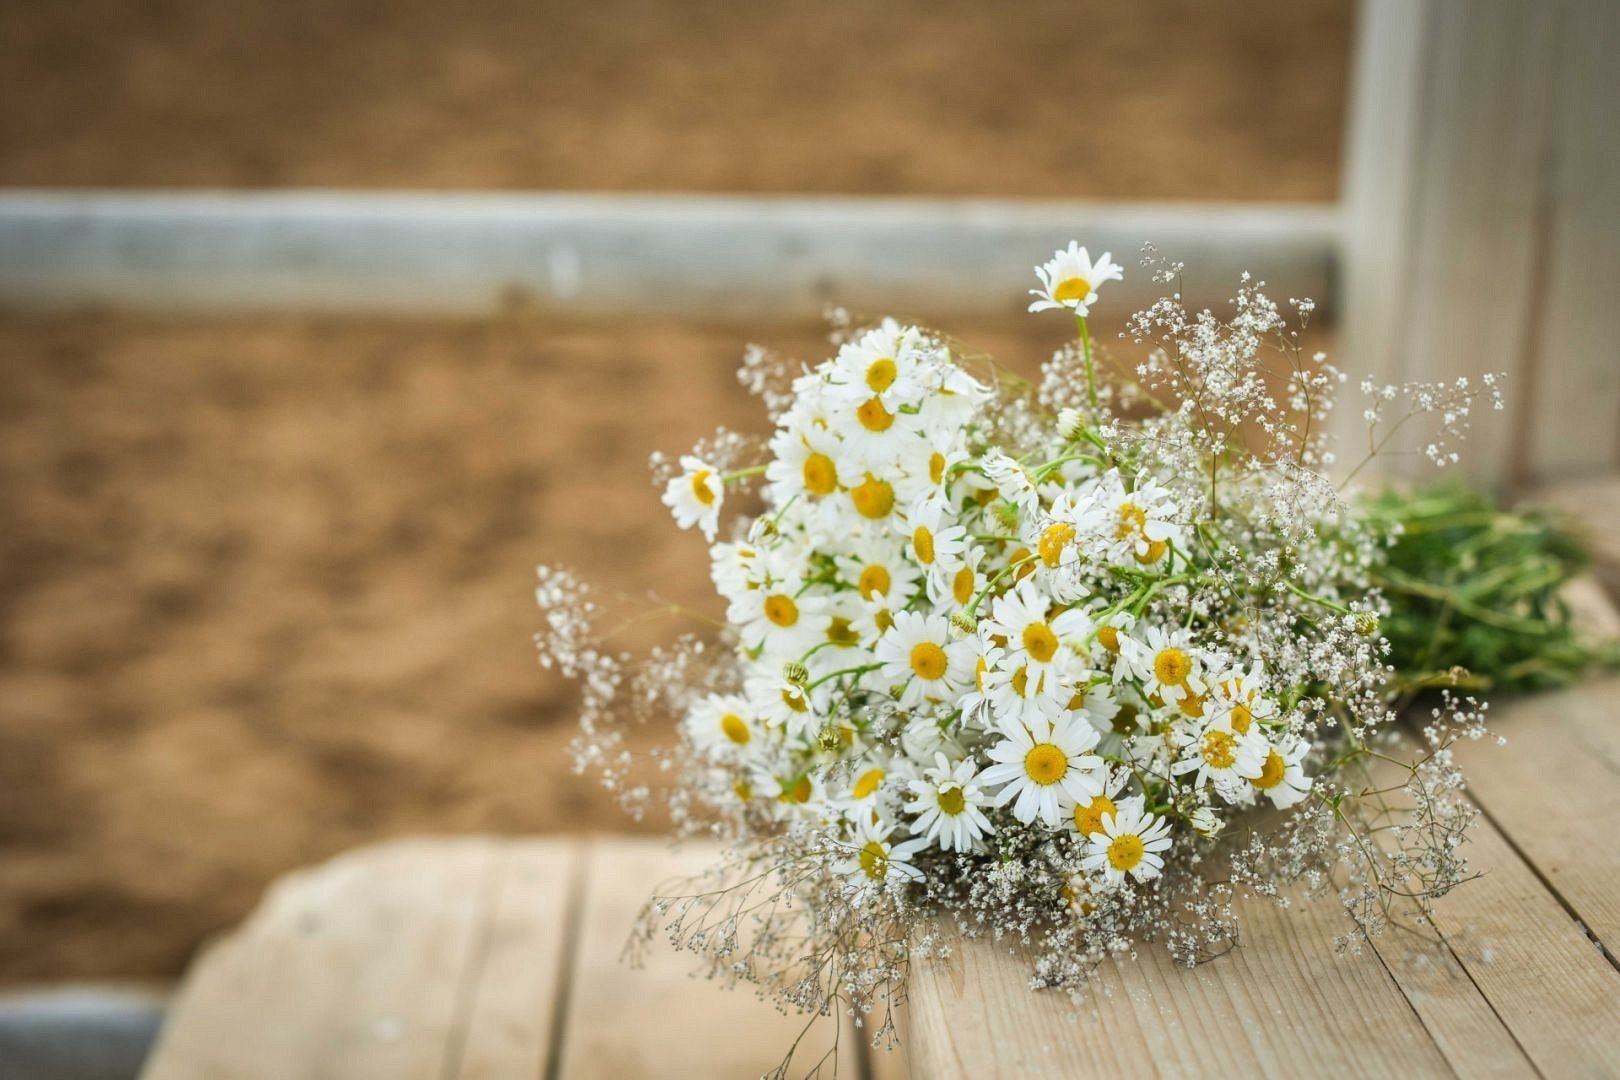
[[1338, 0, 1620, 491]]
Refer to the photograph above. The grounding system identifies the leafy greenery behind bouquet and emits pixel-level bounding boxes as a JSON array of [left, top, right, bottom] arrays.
[[1368, 488, 1618, 694]]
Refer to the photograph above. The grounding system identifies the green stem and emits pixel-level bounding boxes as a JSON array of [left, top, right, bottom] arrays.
[[721, 464, 767, 483]]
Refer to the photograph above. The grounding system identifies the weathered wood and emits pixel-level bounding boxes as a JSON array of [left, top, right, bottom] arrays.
[[910, 889, 1454, 1078], [1530, 479, 1620, 592], [0, 192, 1339, 321], [142, 838, 510, 1080], [446, 840, 582, 1080], [1338, 0, 1619, 486], [556, 837, 860, 1079]]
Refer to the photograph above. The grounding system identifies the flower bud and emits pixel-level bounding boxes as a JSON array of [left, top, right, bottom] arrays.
[[1057, 407, 1086, 442], [782, 661, 809, 686], [1190, 807, 1224, 838], [1353, 612, 1380, 637], [949, 610, 978, 637]]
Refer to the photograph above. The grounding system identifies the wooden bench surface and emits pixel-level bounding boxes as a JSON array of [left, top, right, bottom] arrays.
[[142, 584, 1620, 1079]]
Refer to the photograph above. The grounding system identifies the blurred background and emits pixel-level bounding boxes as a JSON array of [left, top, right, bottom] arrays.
[[1, 0, 1612, 1028]]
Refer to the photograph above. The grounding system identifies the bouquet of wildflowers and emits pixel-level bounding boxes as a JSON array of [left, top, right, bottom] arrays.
[[536, 244, 1499, 1071]]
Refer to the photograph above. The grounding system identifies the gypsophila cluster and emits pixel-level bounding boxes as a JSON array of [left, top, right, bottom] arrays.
[[538, 244, 1491, 1075]]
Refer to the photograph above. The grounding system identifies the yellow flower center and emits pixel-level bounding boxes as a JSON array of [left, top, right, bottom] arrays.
[[1023, 622, 1059, 664], [858, 840, 890, 880], [1201, 729, 1237, 769], [856, 397, 895, 432], [1038, 522, 1076, 567], [857, 564, 892, 599], [1052, 275, 1091, 304], [929, 451, 947, 485], [691, 470, 716, 506], [1178, 692, 1206, 719], [825, 617, 859, 645], [1010, 665, 1030, 698], [1008, 547, 1036, 581], [1107, 833, 1145, 872], [910, 641, 948, 680], [974, 655, 988, 692], [781, 688, 808, 713], [1023, 742, 1068, 785], [1096, 625, 1120, 653], [913, 525, 936, 564], [1252, 749, 1287, 789], [1074, 793, 1117, 836], [802, 452, 838, 495], [952, 565, 975, 605], [764, 594, 799, 627], [1134, 539, 1168, 565], [850, 475, 895, 519], [1230, 702, 1254, 734], [732, 779, 753, 800], [1111, 703, 1140, 736], [784, 775, 813, 803], [865, 357, 898, 391], [853, 767, 885, 800], [1115, 501, 1147, 540], [720, 713, 750, 745], [937, 784, 967, 815], [874, 608, 894, 633], [1154, 647, 1191, 686]]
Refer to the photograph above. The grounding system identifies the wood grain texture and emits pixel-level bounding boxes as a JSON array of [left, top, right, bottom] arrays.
[[555, 837, 860, 1080], [910, 890, 1453, 1079], [142, 838, 504, 1080], [447, 840, 582, 1080]]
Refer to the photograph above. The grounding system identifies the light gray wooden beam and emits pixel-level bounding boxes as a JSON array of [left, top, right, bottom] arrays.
[[0, 191, 1339, 320]]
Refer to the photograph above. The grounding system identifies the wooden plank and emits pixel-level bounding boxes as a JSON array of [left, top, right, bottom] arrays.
[[1416, 799, 1620, 1077], [0, 191, 1339, 320], [909, 889, 1453, 1078], [142, 838, 505, 1080], [1529, 479, 1620, 592], [556, 837, 861, 1079], [447, 840, 582, 1080]]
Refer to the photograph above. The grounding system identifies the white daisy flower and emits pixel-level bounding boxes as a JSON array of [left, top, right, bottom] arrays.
[[685, 693, 763, 759], [1249, 736, 1313, 808], [835, 816, 927, 888], [1028, 242, 1124, 317], [982, 659, 1063, 727], [981, 713, 1105, 828], [955, 636, 1005, 729], [1171, 714, 1267, 797], [984, 577, 1092, 672], [1100, 473, 1181, 566], [744, 670, 824, 742], [728, 587, 827, 657], [661, 454, 725, 540], [981, 450, 1042, 518], [1067, 767, 1130, 838], [905, 753, 994, 853], [1211, 660, 1279, 737], [901, 497, 969, 588], [874, 610, 970, 707], [1080, 796, 1172, 885], [765, 424, 844, 507], [1117, 623, 1208, 708], [826, 322, 927, 411]]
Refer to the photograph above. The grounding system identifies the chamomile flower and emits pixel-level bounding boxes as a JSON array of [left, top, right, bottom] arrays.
[[981, 450, 1042, 518], [685, 693, 763, 759], [1100, 473, 1181, 566], [835, 817, 926, 889], [1118, 624, 1207, 708], [902, 497, 969, 588], [826, 323, 927, 411], [1248, 736, 1313, 808], [905, 753, 994, 852], [981, 713, 1104, 828], [955, 637, 1005, 729], [985, 578, 1092, 673], [1211, 661, 1278, 736], [874, 611, 969, 706], [765, 424, 843, 508], [1028, 242, 1123, 316], [1080, 796, 1172, 885], [1172, 714, 1267, 797], [728, 587, 826, 657], [1067, 767, 1130, 838], [662, 455, 725, 540], [982, 658, 1063, 726]]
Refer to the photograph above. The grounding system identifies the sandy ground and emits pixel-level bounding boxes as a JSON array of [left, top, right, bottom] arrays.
[[0, 0, 1350, 199], [0, 312, 1078, 979]]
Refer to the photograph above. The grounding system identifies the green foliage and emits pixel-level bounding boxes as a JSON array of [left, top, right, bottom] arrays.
[[1364, 487, 1620, 694]]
